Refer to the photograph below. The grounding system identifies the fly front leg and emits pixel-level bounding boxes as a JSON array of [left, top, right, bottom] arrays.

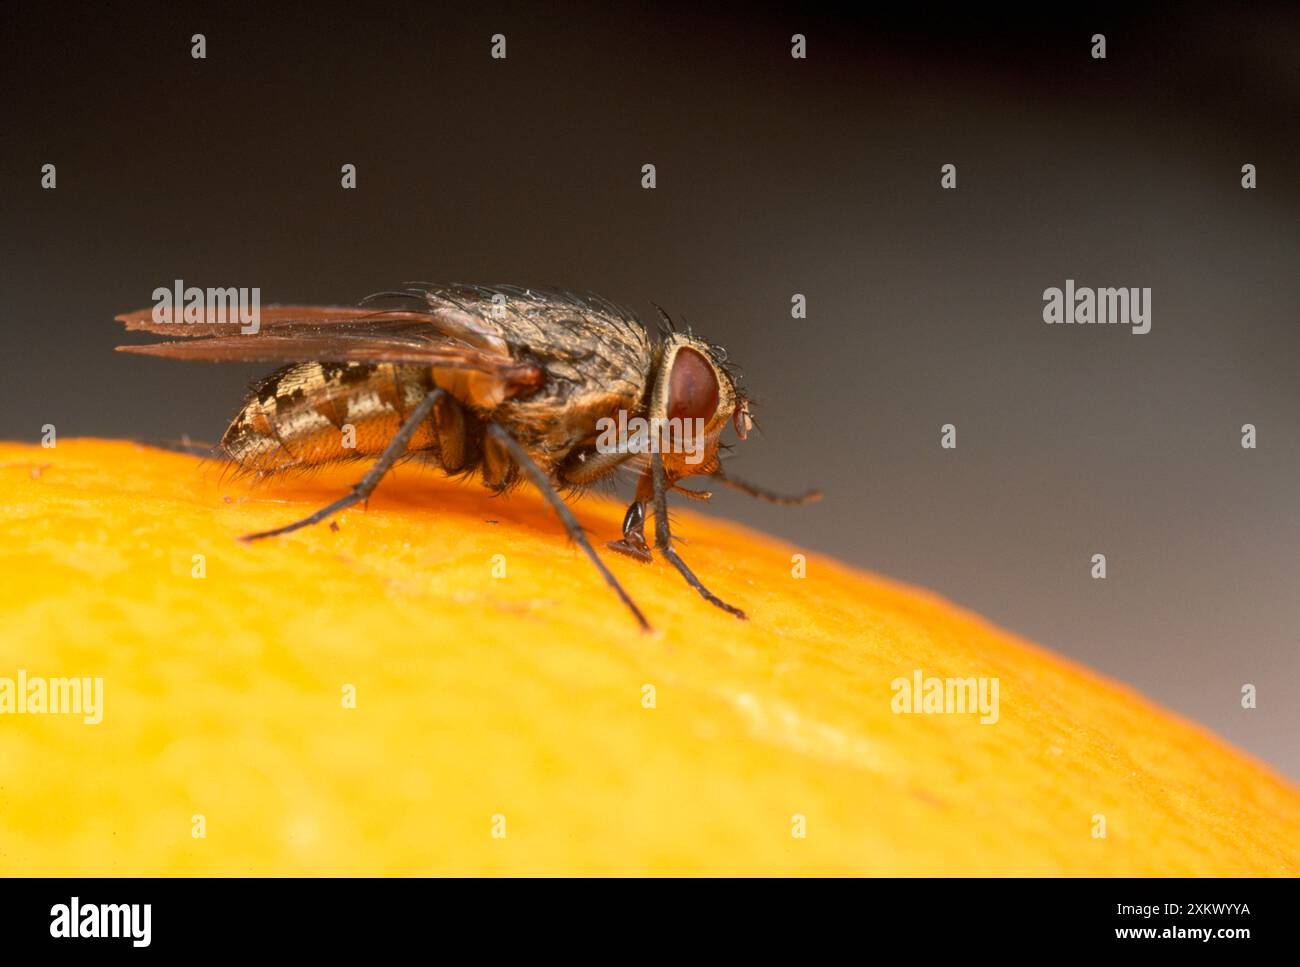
[[710, 468, 822, 505], [651, 452, 746, 620], [607, 500, 651, 563], [239, 388, 446, 542], [609, 470, 714, 563], [607, 470, 655, 563]]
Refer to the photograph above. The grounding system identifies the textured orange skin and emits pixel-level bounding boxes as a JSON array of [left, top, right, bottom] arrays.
[[0, 439, 1296, 875]]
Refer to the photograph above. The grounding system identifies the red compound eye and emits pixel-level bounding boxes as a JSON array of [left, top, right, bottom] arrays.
[[667, 347, 719, 422]]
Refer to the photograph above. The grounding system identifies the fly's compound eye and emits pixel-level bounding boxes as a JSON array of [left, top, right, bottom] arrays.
[[667, 346, 720, 423]]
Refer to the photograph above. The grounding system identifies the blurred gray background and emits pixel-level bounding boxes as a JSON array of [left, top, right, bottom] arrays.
[[2, 3, 1297, 777]]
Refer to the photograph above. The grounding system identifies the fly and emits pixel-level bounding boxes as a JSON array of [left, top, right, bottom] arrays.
[[115, 283, 820, 630]]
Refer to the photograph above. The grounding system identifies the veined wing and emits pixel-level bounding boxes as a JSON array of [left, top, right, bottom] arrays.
[[114, 305, 544, 397]]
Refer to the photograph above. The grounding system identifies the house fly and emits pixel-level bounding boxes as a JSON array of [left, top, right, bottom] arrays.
[[115, 283, 820, 630]]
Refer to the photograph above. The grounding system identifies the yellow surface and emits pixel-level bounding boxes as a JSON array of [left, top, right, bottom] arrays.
[[0, 438, 1296, 875]]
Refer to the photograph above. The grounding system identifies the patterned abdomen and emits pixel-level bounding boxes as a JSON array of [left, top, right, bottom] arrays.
[[221, 362, 438, 473]]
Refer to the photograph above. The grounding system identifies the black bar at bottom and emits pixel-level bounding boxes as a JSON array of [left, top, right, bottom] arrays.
[[0, 876, 1290, 954]]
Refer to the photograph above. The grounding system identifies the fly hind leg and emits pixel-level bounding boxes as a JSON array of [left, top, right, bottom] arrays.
[[239, 388, 446, 542]]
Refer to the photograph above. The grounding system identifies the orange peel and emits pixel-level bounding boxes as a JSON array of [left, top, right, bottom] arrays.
[[0, 438, 1296, 875]]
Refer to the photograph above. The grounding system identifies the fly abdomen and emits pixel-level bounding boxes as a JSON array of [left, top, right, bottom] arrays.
[[222, 362, 438, 473]]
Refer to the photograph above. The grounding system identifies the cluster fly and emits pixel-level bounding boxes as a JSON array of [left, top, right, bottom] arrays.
[[116, 284, 820, 630]]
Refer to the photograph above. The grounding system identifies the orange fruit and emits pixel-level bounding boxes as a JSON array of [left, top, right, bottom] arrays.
[[0, 438, 1296, 874]]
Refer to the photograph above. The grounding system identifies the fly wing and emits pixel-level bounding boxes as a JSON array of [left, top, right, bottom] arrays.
[[115, 306, 544, 398], [115, 303, 498, 342]]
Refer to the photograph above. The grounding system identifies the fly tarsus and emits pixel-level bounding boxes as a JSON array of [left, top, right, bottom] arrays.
[[607, 499, 653, 563], [487, 423, 652, 632], [652, 454, 747, 620], [240, 490, 366, 542], [661, 544, 747, 620], [238, 388, 446, 543], [711, 470, 822, 506]]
